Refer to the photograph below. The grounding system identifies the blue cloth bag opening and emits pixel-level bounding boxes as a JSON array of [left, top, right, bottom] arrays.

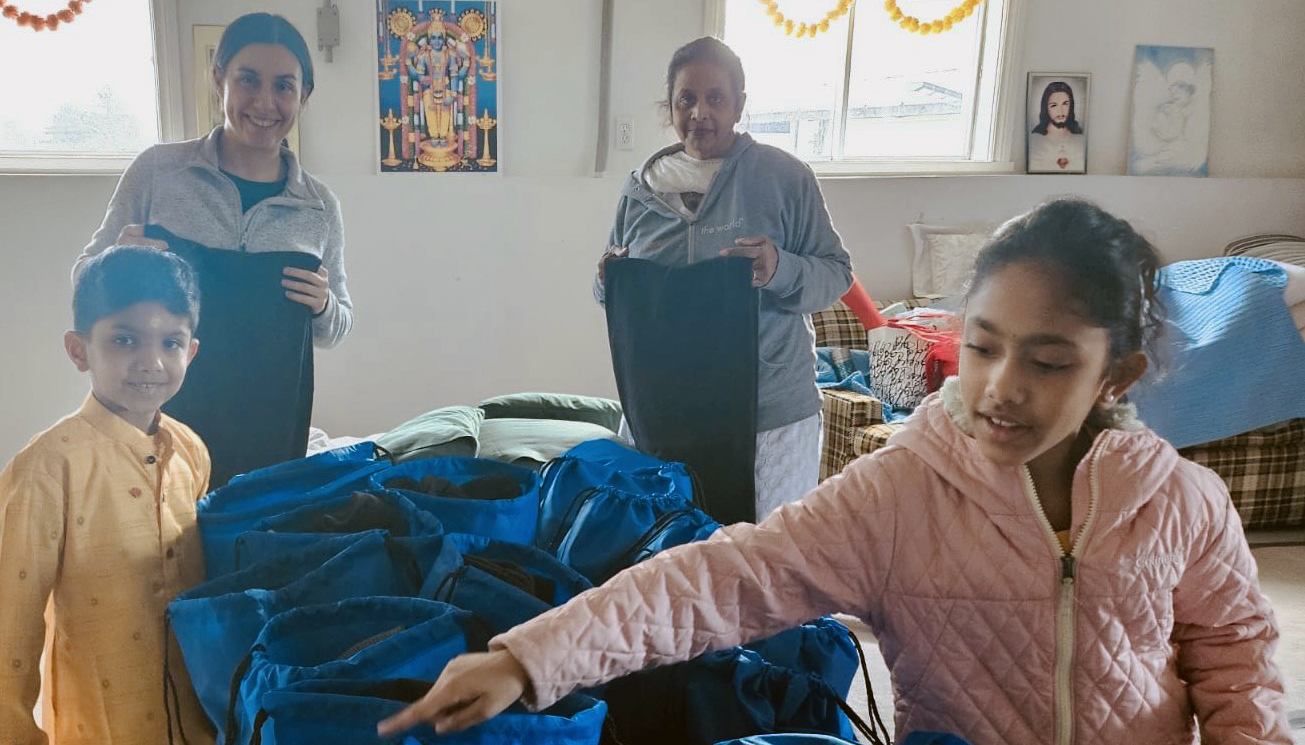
[[232, 490, 445, 570], [419, 533, 593, 636], [228, 597, 483, 745], [368, 457, 541, 545], [198, 442, 391, 577], [248, 678, 606, 745]]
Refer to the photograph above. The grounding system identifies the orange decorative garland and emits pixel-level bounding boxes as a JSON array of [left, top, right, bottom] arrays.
[[755, 0, 854, 38], [0, 0, 92, 31], [883, 0, 986, 34]]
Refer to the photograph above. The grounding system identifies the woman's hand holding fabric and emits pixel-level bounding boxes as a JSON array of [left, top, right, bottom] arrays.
[[375, 649, 529, 737], [282, 265, 330, 315], [721, 235, 779, 287], [597, 245, 630, 284]]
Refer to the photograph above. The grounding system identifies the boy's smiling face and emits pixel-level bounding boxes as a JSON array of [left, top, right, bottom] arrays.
[[65, 302, 198, 433]]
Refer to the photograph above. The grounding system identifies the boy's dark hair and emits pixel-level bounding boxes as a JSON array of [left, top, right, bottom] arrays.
[[73, 246, 200, 334], [213, 12, 315, 99], [664, 36, 746, 112], [965, 196, 1165, 366]]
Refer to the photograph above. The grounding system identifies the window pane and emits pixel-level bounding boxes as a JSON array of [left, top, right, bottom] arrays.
[[0, 0, 160, 155], [723, 0, 847, 160], [844, 0, 982, 158]]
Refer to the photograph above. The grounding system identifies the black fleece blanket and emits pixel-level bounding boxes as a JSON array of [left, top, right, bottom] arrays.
[[145, 225, 316, 488], [604, 256, 758, 524]]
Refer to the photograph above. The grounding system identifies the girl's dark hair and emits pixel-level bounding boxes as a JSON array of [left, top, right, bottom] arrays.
[[213, 13, 315, 99], [74, 247, 200, 334], [964, 196, 1165, 366], [665, 36, 745, 108]]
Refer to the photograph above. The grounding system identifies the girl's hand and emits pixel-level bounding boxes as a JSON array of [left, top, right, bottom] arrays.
[[597, 246, 629, 284], [116, 224, 169, 250], [282, 266, 330, 315], [376, 650, 529, 737], [720, 236, 779, 287]]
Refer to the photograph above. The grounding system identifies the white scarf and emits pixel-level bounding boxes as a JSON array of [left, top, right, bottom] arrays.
[[644, 150, 723, 201]]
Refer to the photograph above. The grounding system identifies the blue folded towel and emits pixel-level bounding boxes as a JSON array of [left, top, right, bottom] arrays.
[[1129, 257, 1305, 447]]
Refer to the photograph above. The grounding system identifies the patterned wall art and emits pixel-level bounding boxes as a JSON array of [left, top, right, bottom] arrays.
[[376, 1, 498, 173]]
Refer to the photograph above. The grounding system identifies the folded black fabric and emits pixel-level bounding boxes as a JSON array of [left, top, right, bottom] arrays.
[[604, 257, 758, 524], [145, 225, 316, 488]]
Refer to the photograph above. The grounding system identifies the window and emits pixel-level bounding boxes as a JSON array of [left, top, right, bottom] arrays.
[[713, 0, 1022, 174], [0, 0, 183, 173]]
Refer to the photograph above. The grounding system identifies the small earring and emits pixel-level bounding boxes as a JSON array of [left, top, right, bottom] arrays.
[[1102, 394, 1115, 405]]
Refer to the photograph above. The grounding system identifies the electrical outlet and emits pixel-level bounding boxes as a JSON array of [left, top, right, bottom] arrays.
[[615, 117, 633, 151]]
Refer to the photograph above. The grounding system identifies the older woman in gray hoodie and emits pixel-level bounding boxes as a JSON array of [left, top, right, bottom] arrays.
[[597, 37, 853, 519]]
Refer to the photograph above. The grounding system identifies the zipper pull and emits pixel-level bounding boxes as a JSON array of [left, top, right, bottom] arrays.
[[1061, 555, 1076, 580]]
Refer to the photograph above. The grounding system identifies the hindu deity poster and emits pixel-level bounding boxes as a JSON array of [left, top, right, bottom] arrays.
[[376, 1, 499, 173]]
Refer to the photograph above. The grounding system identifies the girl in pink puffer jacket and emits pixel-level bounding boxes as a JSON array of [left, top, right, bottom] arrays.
[[380, 197, 1291, 745]]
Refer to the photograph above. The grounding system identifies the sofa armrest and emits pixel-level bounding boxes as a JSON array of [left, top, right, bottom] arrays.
[[820, 388, 886, 480], [822, 388, 885, 429]]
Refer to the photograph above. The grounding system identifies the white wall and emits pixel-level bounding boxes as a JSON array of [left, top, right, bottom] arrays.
[[2, 0, 1304, 462]]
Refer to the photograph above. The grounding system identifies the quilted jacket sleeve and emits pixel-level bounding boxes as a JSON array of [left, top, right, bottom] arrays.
[[490, 457, 897, 710], [1171, 480, 1291, 744]]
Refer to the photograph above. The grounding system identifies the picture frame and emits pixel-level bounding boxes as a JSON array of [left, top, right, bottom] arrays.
[[1127, 45, 1212, 177], [192, 24, 299, 152], [1025, 72, 1089, 174]]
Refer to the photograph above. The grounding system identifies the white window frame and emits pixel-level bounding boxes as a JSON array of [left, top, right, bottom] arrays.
[[705, 0, 1027, 177], [0, 0, 186, 174]]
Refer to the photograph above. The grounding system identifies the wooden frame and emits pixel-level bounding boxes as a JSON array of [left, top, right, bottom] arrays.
[[1025, 72, 1089, 174]]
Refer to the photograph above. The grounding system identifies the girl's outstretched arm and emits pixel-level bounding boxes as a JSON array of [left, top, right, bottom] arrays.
[[376, 452, 900, 737]]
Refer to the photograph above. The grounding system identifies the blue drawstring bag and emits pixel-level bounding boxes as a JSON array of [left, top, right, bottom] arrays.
[[247, 678, 606, 745], [714, 734, 973, 745], [601, 647, 873, 745], [232, 491, 445, 570], [743, 617, 859, 698], [547, 484, 720, 585], [536, 439, 697, 549], [168, 531, 429, 734], [369, 457, 541, 545], [199, 442, 392, 577], [421, 533, 593, 636], [227, 597, 484, 745]]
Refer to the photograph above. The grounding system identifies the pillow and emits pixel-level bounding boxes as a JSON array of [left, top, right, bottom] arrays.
[[477, 418, 619, 468], [908, 224, 992, 299], [375, 405, 483, 462], [1223, 234, 1305, 258], [479, 392, 623, 433]]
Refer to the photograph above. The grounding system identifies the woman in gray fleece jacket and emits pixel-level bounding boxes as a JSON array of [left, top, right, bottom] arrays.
[[76, 13, 352, 349], [596, 37, 853, 518]]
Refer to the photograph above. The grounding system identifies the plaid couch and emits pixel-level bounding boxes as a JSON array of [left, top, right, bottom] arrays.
[[811, 300, 1305, 530]]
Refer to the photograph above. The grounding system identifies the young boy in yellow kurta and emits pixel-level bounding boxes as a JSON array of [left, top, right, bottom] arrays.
[[0, 246, 214, 744]]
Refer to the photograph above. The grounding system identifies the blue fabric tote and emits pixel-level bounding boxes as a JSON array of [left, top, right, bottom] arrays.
[[545, 483, 720, 585], [421, 533, 593, 635], [198, 442, 392, 577], [168, 531, 425, 734], [246, 678, 606, 745], [369, 457, 541, 545], [536, 438, 697, 549], [227, 597, 482, 745]]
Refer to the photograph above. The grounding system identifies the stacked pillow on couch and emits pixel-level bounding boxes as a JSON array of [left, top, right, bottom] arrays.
[[373, 392, 622, 469]]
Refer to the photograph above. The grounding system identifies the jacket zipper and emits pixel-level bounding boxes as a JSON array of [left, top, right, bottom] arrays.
[[1020, 439, 1104, 745]]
